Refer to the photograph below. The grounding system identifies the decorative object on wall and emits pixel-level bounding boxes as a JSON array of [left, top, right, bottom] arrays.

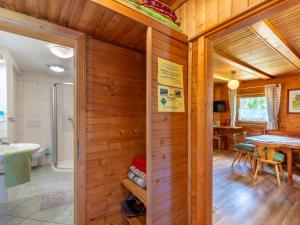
[[158, 85, 185, 112], [157, 57, 185, 112], [227, 71, 240, 90], [158, 57, 183, 88], [288, 88, 300, 114]]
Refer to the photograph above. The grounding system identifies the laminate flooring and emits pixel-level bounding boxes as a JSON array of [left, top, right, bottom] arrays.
[[213, 150, 300, 225]]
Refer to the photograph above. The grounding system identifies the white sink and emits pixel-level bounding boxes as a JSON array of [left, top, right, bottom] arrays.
[[8, 143, 40, 153], [0, 143, 41, 172], [0, 143, 40, 155]]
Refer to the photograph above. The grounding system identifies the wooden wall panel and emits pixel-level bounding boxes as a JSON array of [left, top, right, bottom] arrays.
[[0, 0, 148, 52], [190, 37, 213, 225], [150, 29, 188, 225], [190, 40, 198, 225], [214, 73, 300, 150], [86, 37, 146, 225], [175, 0, 266, 36]]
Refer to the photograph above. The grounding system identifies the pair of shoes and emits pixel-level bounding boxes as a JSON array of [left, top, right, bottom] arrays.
[[121, 194, 146, 217]]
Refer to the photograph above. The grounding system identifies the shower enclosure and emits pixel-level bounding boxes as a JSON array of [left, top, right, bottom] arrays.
[[52, 82, 74, 171]]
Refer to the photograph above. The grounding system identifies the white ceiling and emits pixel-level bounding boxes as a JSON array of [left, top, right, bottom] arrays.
[[0, 30, 74, 76]]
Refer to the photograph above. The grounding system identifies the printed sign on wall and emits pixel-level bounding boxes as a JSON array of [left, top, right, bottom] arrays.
[[158, 85, 185, 112], [158, 57, 183, 88], [157, 57, 185, 112]]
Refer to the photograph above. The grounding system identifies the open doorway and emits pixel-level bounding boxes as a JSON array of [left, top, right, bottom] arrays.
[[211, 3, 300, 225], [0, 30, 75, 225]]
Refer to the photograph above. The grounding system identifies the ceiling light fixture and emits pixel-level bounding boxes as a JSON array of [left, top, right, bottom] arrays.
[[0, 55, 5, 63], [49, 45, 74, 59], [49, 65, 65, 73], [227, 71, 240, 90]]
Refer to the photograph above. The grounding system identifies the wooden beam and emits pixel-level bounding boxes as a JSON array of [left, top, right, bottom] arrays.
[[251, 19, 300, 70], [213, 73, 231, 81], [213, 50, 272, 80]]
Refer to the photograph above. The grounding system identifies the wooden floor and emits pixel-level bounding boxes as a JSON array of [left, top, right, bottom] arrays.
[[213, 150, 300, 225]]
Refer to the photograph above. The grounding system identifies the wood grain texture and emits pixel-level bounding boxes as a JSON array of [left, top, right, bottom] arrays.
[[214, 27, 300, 77], [207, 3, 300, 83], [213, 60, 258, 82], [120, 177, 147, 205], [0, 0, 148, 51], [213, 150, 300, 225], [250, 19, 300, 70], [146, 27, 153, 225], [190, 38, 213, 225], [269, 4, 300, 57], [213, 49, 273, 79], [150, 29, 188, 225], [175, 0, 266, 36], [160, 0, 187, 10], [190, 40, 199, 225], [86, 37, 146, 225], [126, 216, 146, 225]]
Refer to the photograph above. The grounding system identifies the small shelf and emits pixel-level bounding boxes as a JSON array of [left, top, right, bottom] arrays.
[[120, 177, 147, 205], [126, 215, 146, 225]]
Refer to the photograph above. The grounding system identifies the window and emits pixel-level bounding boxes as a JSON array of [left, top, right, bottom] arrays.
[[238, 96, 268, 123]]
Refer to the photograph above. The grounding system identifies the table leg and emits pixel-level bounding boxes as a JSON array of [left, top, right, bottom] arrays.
[[252, 157, 257, 174], [287, 149, 293, 185]]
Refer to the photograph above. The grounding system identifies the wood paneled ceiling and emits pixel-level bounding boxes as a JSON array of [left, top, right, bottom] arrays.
[[213, 4, 300, 83], [160, 0, 187, 9], [0, 0, 147, 52]]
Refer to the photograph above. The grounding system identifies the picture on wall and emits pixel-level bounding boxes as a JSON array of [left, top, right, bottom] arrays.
[[288, 89, 300, 113]]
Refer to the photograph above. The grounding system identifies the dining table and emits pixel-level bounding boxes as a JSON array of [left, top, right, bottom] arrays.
[[246, 134, 300, 185]]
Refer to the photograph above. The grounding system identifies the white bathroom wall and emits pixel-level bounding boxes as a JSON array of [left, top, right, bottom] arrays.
[[0, 63, 7, 139], [17, 71, 74, 157], [0, 49, 20, 141], [57, 84, 74, 163]]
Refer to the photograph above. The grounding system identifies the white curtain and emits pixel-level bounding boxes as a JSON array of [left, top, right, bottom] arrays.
[[265, 84, 281, 130], [228, 89, 237, 127]]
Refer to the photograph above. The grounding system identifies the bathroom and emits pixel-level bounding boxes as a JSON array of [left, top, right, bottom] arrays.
[[0, 30, 74, 225]]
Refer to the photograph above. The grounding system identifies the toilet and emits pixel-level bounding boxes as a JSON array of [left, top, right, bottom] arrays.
[[31, 148, 51, 167]]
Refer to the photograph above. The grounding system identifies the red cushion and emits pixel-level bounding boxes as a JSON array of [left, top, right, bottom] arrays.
[[132, 156, 146, 172], [138, 0, 177, 22]]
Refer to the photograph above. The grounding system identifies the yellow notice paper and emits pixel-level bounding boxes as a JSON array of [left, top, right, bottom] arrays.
[[158, 57, 183, 88], [158, 85, 185, 112]]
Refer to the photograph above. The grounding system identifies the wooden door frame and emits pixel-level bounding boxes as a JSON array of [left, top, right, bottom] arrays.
[[0, 7, 86, 225], [190, 0, 300, 225]]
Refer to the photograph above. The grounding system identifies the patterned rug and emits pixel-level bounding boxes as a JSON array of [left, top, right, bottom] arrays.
[[40, 182, 73, 210]]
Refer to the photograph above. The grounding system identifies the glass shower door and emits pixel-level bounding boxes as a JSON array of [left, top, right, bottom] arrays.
[[52, 83, 74, 171]]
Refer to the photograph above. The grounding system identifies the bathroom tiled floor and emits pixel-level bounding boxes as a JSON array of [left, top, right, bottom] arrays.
[[0, 165, 74, 225]]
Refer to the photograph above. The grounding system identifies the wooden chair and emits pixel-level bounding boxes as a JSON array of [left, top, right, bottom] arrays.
[[253, 143, 285, 187], [232, 133, 255, 167], [213, 135, 223, 151]]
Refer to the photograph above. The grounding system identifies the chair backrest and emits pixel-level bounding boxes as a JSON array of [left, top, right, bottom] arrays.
[[255, 143, 282, 161], [233, 133, 245, 145]]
